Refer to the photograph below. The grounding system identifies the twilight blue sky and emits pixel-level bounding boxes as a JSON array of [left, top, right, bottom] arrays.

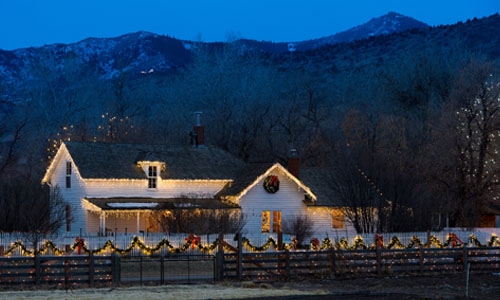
[[0, 0, 498, 50]]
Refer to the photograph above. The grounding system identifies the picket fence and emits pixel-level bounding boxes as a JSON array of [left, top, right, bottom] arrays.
[[1, 229, 500, 256]]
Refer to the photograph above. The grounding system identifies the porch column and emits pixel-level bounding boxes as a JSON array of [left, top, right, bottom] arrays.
[[100, 213, 106, 235], [137, 212, 140, 233]]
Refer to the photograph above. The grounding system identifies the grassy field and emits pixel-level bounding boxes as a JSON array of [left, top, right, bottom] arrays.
[[0, 283, 326, 299]]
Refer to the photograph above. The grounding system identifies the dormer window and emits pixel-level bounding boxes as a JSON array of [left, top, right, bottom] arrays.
[[66, 161, 72, 188], [148, 166, 158, 189], [138, 161, 163, 189]]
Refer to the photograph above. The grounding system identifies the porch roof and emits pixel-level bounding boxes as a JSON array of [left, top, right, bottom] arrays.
[[83, 197, 239, 211]]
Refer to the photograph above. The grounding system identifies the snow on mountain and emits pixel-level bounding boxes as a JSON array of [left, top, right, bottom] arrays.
[[0, 12, 428, 101], [220, 12, 428, 53], [292, 12, 428, 52]]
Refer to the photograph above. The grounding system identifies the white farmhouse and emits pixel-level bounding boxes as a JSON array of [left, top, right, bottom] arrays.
[[42, 129, 357, 238]]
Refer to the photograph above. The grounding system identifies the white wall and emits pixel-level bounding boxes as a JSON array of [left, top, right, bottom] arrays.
[[238, 168, 360, 237], [49, 147, 229, 234], [239, 169, 309, 235], [48, 150, 87, 235]]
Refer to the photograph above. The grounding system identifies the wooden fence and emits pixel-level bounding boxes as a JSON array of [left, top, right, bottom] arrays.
[[119, 254, 215, 285], [1, 247, 500, 287], [221, 247, 500, 281], [0, 253, 216, 288], [0, 254, 118, 288]]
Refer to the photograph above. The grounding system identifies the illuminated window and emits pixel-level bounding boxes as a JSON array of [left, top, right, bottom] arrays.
[[148, 166, 157, 188], [332, 209, 344, 229], [261, 210, 282, 233], [65, 161, 72, 188], [272, 211, 282, 233], [261, 211, 270, 233]]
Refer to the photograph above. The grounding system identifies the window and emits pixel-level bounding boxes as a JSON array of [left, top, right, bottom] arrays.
[[65, 161, 72, 188], [148, 166, 158, 189], [261, 211, 270, 233], [332, 209, 344, 229], [272, 211, 282, 233], [261, 210, 282, 233]]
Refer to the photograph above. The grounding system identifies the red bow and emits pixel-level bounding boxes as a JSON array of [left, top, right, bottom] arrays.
[[185, 234, 201, 249], [311, 238, 320, 250]]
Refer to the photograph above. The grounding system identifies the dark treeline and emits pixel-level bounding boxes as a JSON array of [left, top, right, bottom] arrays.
[[1, 15, 500, 233]]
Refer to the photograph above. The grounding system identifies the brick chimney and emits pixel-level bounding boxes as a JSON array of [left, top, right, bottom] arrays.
[[287, 148, 300, 178], [192, 111, 205, 147]]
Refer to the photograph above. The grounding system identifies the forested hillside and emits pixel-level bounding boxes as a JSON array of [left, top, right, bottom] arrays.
[[1, 13, 499, 232]]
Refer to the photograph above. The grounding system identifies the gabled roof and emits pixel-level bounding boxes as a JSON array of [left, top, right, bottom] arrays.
[[43, 141, 344, 208], [217, 162, 274, 197], [299, 167, 341, 206], [60, 141, 246, 180], [218, 162, 316, 201]]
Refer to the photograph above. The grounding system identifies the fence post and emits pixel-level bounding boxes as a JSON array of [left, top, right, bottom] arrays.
[[376, 247, 382, 276], [111, 253, 120, 287], [35, 255, 41, 285], [277, 232, 283, 251], [237, 233, 243, 281], [419, 247, 424, 273], [88, 252, 94, 287], [284, 249, 290, 280], [462, 247, 468, 272], [160, 255, 165, 285], [215, 232, 224, 281], [139, 255, 143, 286], [329, 247, 336, 275]]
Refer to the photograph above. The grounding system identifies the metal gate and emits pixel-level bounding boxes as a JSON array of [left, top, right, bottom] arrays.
[[118, 254, 215, 284]]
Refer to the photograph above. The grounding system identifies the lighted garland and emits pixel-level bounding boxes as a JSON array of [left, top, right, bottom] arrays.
[[487, 233, 500, 247], [385, 236, 404, 249], [4, 241, 34, 256], [336, 237, 350, 250], [352, 236, 367, 249], [406, 236, 424, 249], [4, 240, 67, 256], [37, 240, 66, 255], [4, 233, 500, 257], [242, 236, 278, 251], [4, 235, 220, 256], [468, 234, 482, 247], [319, 237, 334, 250], [308, 233, 494, 251], [78, 235, 220, 255]]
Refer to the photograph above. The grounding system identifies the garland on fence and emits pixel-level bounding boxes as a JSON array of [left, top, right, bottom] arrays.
[[4, 240, 67, 256], [305, 233, 500, 251], [3, 235, 221, 256], [79, 235, 220, 255], [4, 232, 500, 256], [242, 236, 279, 251]]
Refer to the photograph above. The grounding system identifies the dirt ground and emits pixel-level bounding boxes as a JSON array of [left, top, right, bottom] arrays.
[[0, 272, 499, 299], [274, 272, 500, 299]]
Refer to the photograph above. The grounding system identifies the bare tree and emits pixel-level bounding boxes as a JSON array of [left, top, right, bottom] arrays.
[[327, 148, 381, 233], [0, 177, 68, 253], [441, 59, 500, 227], [21, 185, 68, 252], [150, 197, 246, 234], [282, 214, 315, 247]]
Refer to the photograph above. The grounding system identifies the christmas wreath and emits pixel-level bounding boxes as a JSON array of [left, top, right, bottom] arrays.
[[263, 175, 280, 193]]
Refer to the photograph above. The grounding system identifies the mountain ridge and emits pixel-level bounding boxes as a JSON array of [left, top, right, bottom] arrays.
[[1, 12, 499, 104], [2, 12, 424, 52], [0, 12, 430, 99]]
